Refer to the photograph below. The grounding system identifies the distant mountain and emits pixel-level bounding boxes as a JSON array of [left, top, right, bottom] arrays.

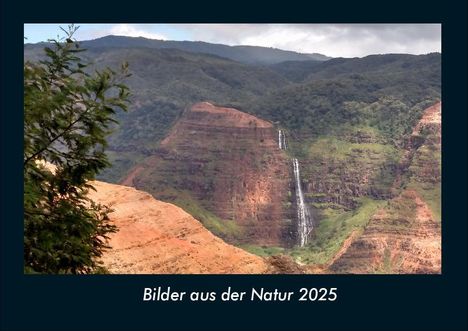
[[304, 53, 441, 81], [267, 60, 323, 82], [72, 35, 331, 65], [267, 53, 441, 83]]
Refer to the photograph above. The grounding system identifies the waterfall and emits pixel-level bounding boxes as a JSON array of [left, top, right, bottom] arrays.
[[278, 129, 313, 246], [278, 129, 283, 149], [278, 129, 287, 150], [292, 158, 313, 247]]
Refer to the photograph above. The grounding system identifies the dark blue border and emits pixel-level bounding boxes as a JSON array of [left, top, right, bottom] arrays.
[[1, 1, 467, 330]]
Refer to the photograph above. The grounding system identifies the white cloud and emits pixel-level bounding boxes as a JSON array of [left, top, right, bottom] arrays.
[[108, 24, 167, 40], [172, 24, 441, 57], [240, 26, 326, 53], [82, 24, 167, 41]]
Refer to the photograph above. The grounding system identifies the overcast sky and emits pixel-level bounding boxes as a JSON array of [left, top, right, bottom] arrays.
[[24, 24, 441, 58]]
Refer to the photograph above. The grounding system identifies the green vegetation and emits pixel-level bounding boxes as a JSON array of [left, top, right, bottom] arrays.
[[23, 26, 130, 274], [239, 244, 285, 257], [411, 183, 441, 222], [235, 197, 387, 266], [249, 61, 440, 145], [406, 142, 441, 223], [307, 136, 399, 162], [374, 247, 398, 274], [156, 187, 243, 240], [406, 127, 441, 222], [294, 132, 402, 212], [268, 60, 323, 82], [98, 150, 146, 183]]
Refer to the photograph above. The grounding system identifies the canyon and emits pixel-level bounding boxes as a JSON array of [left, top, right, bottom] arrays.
[[23, 37, 442, 274], [114, 101, 441, 274]]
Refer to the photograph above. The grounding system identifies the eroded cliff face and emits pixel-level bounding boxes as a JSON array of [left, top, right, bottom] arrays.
[[328, 102, 441, 274], [406, 102, 442, 186], [301, 130, 399, 212], [120, 102, 293, 246], [88, 180, 270, 274]]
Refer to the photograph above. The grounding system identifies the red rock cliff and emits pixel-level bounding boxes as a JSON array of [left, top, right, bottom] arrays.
[[120, 102, 293, 246]]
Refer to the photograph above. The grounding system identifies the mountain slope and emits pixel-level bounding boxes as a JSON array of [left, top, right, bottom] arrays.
[[267, 60, 323, 82], [248, 53, 441, 137], [304, 53, 441, 82], [88, 180, 270, 274]]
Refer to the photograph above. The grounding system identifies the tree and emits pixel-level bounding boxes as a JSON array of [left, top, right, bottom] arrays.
[[24, 25, 130, 274]]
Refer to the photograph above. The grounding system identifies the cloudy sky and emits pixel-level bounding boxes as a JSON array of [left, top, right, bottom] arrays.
[[24, 24, 441, 58]]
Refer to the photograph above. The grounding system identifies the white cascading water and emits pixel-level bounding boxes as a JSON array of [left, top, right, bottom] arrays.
[[292, 158, 313, 247], [278, 129, 283, 149], [278, 129, 287, 150], [278, 129, 313, 246]]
